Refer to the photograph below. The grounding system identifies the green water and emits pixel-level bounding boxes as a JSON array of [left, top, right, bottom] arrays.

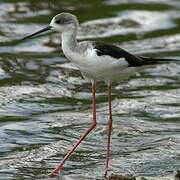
[[0, 0, 180, 179]]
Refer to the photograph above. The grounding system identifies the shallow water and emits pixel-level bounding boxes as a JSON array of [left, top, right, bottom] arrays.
[[0, 0, 180, 179]]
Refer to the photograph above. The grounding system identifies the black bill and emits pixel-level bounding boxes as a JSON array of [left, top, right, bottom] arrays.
[[21, 26, 52, 41]]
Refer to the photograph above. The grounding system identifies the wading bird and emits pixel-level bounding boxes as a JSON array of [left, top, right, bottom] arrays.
[[22, 12, 177, 177]]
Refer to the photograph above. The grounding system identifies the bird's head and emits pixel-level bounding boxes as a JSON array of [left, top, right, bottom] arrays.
[[21, 12, 78, 41], [50, 13, 78, 33]]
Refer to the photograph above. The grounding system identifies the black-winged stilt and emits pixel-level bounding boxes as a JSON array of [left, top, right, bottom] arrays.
[[22, 12, 178, 177]]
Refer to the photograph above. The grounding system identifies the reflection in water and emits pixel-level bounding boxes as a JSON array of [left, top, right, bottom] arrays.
[[0, 0, 180, 180]]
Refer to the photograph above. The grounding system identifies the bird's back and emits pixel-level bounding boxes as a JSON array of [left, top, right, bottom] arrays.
[[93, 42, 157, 67]]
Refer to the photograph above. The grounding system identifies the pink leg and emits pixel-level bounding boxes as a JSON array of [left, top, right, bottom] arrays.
[[49, 81, 97, 177], [105, 83, 113, 177]]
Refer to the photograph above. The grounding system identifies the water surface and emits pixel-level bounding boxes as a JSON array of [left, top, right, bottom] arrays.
[[0, 0, 180, 179]]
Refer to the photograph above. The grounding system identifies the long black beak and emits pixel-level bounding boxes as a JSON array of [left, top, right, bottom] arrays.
[[21, 26, 52, 41]]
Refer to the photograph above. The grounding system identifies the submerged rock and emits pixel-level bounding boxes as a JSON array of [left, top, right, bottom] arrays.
[[108, 173, 136, 180], [175, 170, 180, 180]]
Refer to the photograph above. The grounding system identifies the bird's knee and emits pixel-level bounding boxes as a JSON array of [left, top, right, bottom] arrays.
[[91, 122, 97, 129]]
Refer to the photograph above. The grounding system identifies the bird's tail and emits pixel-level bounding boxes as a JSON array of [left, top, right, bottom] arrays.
[[139, 56, 180, 63]]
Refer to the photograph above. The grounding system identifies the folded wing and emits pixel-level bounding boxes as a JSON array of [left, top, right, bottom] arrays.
[[93, 42, 158, 67]]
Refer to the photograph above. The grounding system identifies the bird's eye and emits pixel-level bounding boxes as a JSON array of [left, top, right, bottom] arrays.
[[55, 20, 62, 24]]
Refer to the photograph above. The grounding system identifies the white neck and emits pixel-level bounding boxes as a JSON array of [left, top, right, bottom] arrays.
[[61, 29, 78, 56]]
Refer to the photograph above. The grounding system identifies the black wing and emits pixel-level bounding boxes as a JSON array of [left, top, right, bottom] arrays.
[[93, 42, 157, 67]]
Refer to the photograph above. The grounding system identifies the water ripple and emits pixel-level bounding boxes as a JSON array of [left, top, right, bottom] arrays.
[[0, 1, 179, 180]]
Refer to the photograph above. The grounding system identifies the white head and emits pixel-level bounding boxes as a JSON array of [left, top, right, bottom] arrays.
[[22, 12, 79, 41], [50, 13, 78, 33]]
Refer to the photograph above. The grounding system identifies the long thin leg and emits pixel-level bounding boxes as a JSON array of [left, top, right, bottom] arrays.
[[105, 83, 113, 177], [49, 81, 97, 177]]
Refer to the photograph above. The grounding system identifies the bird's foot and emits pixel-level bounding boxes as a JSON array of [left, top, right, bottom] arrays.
[[48, 165, 62, 177], [104, 168, 108, 178]]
